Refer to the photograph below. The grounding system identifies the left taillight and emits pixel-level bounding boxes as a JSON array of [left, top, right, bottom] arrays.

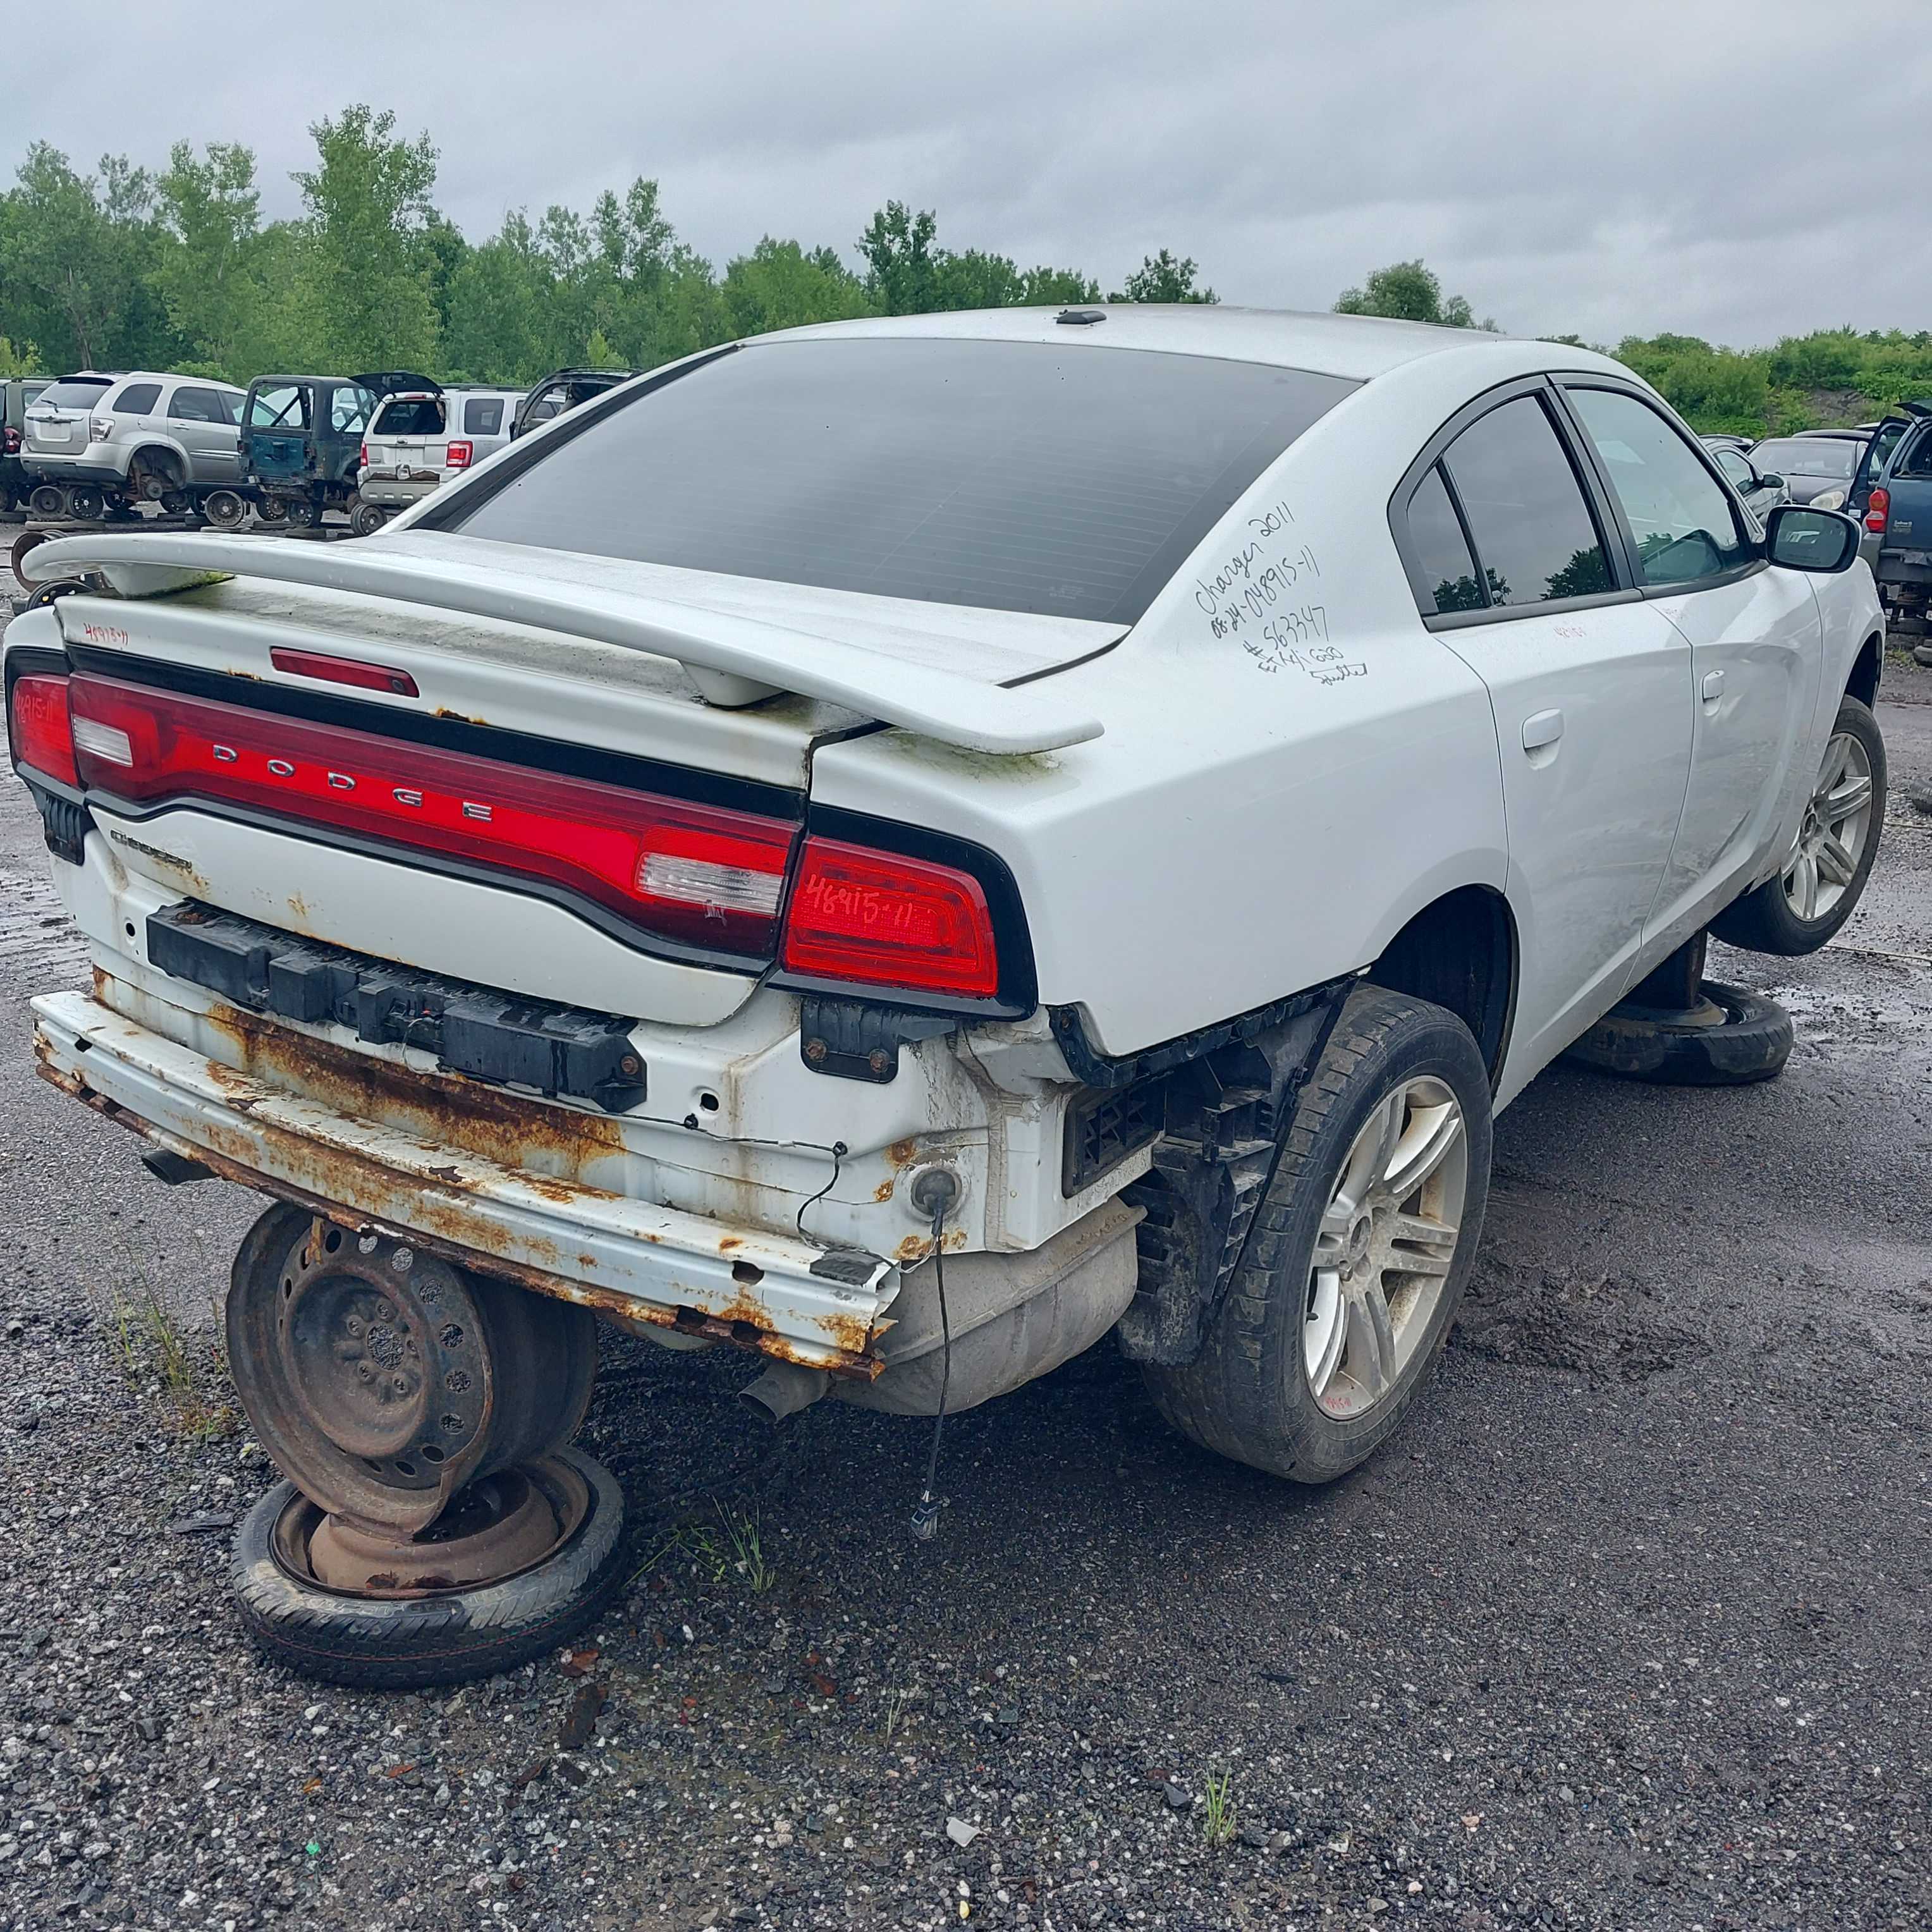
[[445, 439, 474, 469], [780, 836, 1000, 999], [7, 673, 78, 787]]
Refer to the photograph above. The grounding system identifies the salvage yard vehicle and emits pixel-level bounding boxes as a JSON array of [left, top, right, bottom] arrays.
[[508, 366, 636, 439], [3, 375, 53, 512], [1845, 400, 1932, 657], [4, 308, 1885, 1686], [353, 382, 522, 534], [241, 371, 433, 528], [21, 370, 247, 521]]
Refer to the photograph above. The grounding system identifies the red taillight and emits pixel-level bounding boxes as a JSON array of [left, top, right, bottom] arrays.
[[358, 442, 368, 469], [1866, 485, 1890, 535], [66, 675, 797, 957], [8, 673, 79, 787], [269, 648, 419, 697], [445, 440, 473, 470], [2, 425, 20, 455], [781, 836, 998, 998]]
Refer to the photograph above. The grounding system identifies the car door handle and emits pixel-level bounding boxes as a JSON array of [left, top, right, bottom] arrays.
[[1521, 708, 1565, 752], [1701, 670, 1725, 702]]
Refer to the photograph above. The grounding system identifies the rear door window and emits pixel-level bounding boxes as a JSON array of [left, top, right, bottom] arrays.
[[1403, 465, 1486, 613], [113, 382, 162, 416], [331, 386, 377, 434], [1896, 425, 1932, 477], [446, 338, 1357, 623], [168, 386, 227, 424], [1565, 387, 1750, 585], [1439, 394, 1613, 607], [462, 397, 505, 437]]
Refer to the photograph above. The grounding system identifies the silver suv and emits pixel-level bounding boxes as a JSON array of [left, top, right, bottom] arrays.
[[22, 370, 246, 517]]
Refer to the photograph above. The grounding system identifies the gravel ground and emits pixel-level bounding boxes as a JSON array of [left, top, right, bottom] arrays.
[[1, 628, 1928, 1932]]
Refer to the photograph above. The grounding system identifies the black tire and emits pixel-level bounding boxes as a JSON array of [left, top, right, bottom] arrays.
[[202, 488, 248, 530], [1562, 980, 1792, 1085], [28, 484, 65, 520], [284, 496, 320, 529], [1142, 986, 1493, 1484], [348, 498, 385, 537], [255, 496, 289, 525], [65, 483, 104, 522], [231, 1448, 627, 1690], [1711, 695, 1886, 955]]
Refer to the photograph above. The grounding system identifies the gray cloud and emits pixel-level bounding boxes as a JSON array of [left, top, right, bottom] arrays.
[[7, 0, 1928, 345]]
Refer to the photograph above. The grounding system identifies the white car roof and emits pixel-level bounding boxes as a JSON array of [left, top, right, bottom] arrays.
[[107, 371, 245, 394], [755, 305, 1611, 384]]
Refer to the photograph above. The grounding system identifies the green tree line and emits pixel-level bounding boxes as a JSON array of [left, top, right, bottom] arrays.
[[0, 107, 1212, 391], [4, 107, 1929, 442]]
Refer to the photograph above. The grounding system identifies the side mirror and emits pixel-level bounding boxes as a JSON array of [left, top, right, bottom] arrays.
[[1764, 504, 1860, 573], [1755, 472, 1785, 491]]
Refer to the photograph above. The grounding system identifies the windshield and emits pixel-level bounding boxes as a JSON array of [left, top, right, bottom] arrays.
[[372, 396, 446, 437], [443, 338, 1357, 623], [1752, 438, 1859, 480], [34, 379, 113, 410]]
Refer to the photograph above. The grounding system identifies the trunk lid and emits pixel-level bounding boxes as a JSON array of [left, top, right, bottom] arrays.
[[25, 529, 1114, 1025], [23, 376, 113, 457]]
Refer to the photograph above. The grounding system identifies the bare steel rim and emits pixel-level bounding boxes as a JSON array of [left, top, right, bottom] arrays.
[[1304, 1075, 1468, 1420], [1783, 728, 1874, 923], [270, 1455, 594, 1599]]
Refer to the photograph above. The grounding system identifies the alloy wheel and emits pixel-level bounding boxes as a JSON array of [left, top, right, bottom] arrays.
[[1304, 1076, 1468, 1418], [1782, 729, 1875, 923]]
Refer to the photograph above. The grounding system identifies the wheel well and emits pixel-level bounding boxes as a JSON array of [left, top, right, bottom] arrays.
[[128, 444, 185, 482], [1847, 632, 1881, 711], [1365, 886, 1516, 1086]]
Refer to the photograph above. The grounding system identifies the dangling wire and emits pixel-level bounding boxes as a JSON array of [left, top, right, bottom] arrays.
[[909, 1173, 958, 1541]]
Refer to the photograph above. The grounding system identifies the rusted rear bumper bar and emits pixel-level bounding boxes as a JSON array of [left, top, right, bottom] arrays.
[[32, 990, 895, 1378]]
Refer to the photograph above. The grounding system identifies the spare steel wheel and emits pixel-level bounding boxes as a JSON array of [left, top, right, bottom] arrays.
[[226, 1203, 597, 1534]]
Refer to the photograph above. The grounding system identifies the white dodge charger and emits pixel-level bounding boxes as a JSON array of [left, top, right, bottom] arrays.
[[6, 307, 1885, 1522]]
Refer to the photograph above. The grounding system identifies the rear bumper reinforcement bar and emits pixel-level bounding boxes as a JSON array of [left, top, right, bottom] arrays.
[[32, 990, 895, 1378]]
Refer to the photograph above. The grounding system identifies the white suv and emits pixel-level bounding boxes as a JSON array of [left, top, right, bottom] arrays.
[[22, 371, 245, 518], [354, 385, 522, 533]]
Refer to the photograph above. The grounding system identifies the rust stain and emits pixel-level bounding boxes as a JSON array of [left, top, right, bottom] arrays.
[[886, 1138, 920, 1170], [891, 1226, 969, 1266], [432, 706, 486, 725], [35, 1056, 885, 1381], [873, 1177, 895, 1203], [286, 891, 312, 924], [188, 998, 625, 1183]]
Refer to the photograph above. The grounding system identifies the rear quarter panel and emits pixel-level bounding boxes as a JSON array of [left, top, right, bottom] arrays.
[[809, 345, 1554, 1060]]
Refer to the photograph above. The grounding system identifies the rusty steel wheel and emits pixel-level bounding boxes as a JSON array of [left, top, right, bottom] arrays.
[[226, 1203, 597, 1535], [233, 1448, 627, 1689]]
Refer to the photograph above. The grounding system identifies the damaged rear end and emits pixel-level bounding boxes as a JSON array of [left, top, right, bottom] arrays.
[[6, 544, 1142, 1414]]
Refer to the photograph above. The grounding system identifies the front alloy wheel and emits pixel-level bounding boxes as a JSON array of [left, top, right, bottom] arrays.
[[1782, 727, 1875, 924], [1304, 1076, 1467, 1418]]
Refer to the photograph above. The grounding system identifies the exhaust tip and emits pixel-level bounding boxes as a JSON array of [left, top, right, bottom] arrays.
[[739, 1361, 831, 1423]]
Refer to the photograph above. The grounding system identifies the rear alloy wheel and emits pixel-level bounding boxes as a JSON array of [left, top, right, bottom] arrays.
[[1143, 986, 1492, 1483], [1711, 695, 1885, 956], [65, 484, 104, 522], [232, 1448, 627, 1689]]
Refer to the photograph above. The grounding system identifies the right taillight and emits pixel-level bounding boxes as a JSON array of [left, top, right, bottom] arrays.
[[780, 836, 999, 998], [7, 673, 79, 788], [1866, 485, 1890, 535], [445, 439, 473, 469], [357, 442, 369, 469]]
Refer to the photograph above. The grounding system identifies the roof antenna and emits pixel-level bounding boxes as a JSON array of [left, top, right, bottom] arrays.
[[908, 1166, 962, 1541]]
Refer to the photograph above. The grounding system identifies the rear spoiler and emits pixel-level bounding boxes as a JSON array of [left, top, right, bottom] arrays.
[[20, 530, 1106, 755]]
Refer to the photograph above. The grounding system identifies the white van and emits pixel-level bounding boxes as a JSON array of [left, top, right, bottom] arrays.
[[354, 384, 522, 533]]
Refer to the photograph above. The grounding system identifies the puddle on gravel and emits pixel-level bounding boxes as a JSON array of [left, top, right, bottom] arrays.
[[1452, 1259, 1711, 1383]]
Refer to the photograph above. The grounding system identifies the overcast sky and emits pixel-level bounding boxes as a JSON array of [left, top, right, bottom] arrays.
[[8, 0, 1930, 347]]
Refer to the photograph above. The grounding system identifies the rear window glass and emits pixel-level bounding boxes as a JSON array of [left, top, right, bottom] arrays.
[[462, 397, 504, 437], [248, 385, 309, 429], [35, 379, 112, 408], [374, 396, 445, 437], [1751, 438, 1857, 480], [443, 339, 1357, 623]]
